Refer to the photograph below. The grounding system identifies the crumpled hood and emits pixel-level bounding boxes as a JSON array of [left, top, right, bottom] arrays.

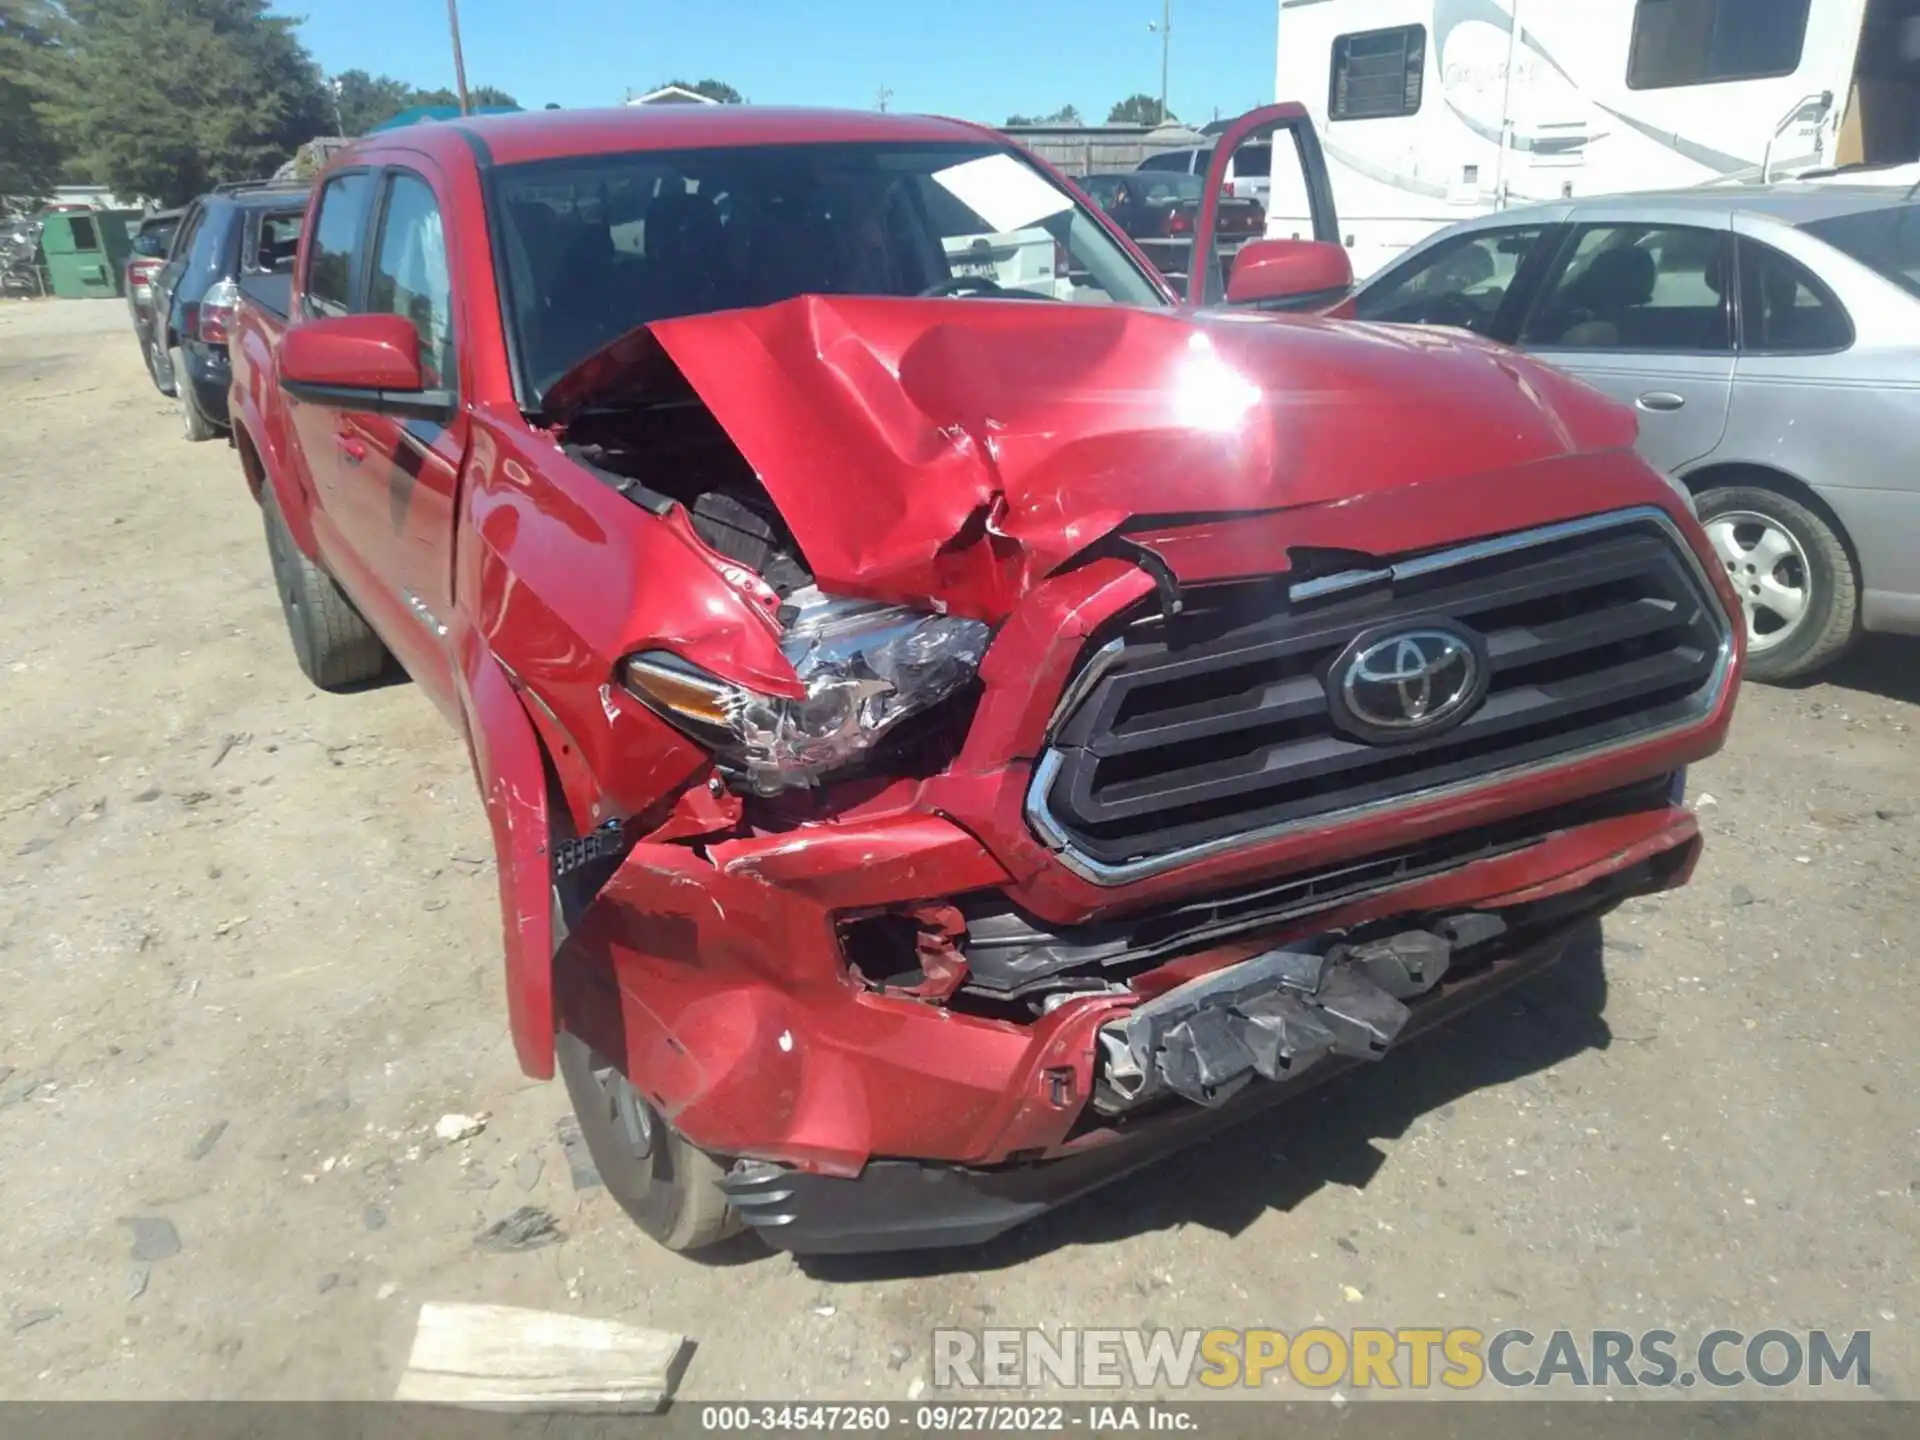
[[545, 295, 1637, 617]]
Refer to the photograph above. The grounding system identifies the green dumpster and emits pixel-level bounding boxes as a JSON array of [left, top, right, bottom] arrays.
[[40, 208, 139, 299]]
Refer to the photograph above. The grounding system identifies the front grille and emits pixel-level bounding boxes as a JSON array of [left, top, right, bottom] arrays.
[[1029, 508, 1730, 882]]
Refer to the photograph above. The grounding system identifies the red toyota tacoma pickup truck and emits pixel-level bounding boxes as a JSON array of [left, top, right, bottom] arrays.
[[227, 103, 1741, 1255]]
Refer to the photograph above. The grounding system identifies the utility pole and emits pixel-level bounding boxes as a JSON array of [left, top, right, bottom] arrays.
[[1148, 1, 1171, 124], [876, 85, 893, 113], [446, 0, 472, 115]]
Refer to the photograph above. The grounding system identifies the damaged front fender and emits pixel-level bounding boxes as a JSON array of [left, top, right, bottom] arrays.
[[453, 625, 558, 1080]]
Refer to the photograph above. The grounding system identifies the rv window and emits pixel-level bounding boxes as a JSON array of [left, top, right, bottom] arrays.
[[1329, 25, 1426, 121], [1627, 0, 1812, 90]]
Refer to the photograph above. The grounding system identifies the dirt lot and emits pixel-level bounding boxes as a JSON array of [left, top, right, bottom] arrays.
[[2, 298, 1916, 1405]]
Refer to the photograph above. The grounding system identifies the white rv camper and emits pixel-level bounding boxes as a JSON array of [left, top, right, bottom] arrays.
[[1269, 0, 1920, 278]]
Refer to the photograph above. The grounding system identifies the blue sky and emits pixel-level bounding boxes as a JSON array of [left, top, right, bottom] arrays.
[[276, 1, 1280, 126]]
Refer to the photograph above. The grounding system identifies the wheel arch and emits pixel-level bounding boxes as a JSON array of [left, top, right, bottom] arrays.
[[452, 627, 564, 1081], [233, 416, 324, 561], [232, 421, 268, 502]]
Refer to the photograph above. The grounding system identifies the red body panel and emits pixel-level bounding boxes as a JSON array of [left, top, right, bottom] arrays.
[[223, 103, 1742, 1177]]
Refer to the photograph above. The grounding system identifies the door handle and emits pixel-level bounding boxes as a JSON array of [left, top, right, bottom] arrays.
[[1636, 391, 1686, 412], [335, 435, 367, 465]]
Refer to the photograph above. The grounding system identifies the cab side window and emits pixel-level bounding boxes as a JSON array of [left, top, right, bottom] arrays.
[[1352, 227, 1545, 334], [368, 173, 455, 389], [305, 172, 372, 319]]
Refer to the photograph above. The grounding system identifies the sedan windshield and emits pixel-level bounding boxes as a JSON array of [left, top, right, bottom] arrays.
[[1801, 202, 1920, 299], [493, 141, 1169, 402]]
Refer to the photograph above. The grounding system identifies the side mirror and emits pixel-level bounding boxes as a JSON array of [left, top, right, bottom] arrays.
[[280, 313, 453, 422], [1186, 102, 1341, 307], [1224, 239, 1353, 311]]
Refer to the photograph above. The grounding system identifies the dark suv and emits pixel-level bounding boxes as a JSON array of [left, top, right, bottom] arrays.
[[144, 182, 309, 441]]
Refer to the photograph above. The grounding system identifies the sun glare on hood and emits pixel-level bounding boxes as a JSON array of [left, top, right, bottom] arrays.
[[1171, 331, 1264, 434]]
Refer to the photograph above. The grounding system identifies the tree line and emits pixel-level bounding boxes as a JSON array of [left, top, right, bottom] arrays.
[[1007, 95, 1172, 127], [0, 0, 522, 208]]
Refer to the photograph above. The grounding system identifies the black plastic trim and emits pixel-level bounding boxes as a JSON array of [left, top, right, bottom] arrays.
[[960, 775, 1673, 1000], [280, 378, 457, 422]]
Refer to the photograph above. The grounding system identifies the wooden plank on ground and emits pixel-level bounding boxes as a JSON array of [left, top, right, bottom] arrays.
[[395, 1301, 688, 1412]]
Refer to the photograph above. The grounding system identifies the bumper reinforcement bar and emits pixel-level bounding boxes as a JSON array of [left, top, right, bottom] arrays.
[[1098, 912, 1507, 1112], [723, 913, 1586, 1255]]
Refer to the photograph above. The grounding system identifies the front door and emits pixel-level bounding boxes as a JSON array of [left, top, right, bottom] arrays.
[[331, 163, 466, 714], [1187, 103, 1342, 309], [1512, 214, 1738, 476]]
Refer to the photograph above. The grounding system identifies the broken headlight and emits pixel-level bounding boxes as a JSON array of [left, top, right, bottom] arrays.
[[622, 587, 991, 794]]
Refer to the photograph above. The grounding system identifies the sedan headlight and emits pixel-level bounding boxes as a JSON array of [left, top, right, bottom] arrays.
[[622, 587, 991, 794]]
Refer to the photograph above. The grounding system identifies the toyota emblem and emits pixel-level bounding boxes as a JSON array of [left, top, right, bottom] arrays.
[[1328, 624, 1487, 743]]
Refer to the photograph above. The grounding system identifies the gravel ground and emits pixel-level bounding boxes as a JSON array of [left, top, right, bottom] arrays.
[[1, 298, 1915, 1405]]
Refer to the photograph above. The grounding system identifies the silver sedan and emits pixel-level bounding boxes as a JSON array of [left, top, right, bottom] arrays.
[[1349, 185, 1920, 683]]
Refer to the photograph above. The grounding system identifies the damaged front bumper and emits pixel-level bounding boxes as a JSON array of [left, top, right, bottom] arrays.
[[722, 904, 1597, 1254], [1092, 914, 1505, 1114]]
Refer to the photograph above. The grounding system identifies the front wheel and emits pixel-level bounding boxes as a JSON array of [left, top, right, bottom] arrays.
[[555, 1029, 742, 1253], [260, 486, 388, 689], [1696, 484, 1858, 683]]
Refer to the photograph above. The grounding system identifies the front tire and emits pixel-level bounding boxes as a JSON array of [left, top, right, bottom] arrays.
[[260, 487, 388, 689], [1696, 483, 1858, 683], [555, 1029, 742, 1253], [172, 346, 218, 441]]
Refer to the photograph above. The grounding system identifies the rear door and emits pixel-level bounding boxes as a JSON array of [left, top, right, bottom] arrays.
[[151, 200, 204, 350], [1512, 208, 1737, 476]]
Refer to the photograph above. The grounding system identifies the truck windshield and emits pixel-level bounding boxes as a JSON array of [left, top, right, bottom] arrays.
[[492, 141, 1169, 402], [1801, 202, 1920, 299]]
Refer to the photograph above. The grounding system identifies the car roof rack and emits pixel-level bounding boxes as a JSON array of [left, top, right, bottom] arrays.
[[211, 179, 308, 196]]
